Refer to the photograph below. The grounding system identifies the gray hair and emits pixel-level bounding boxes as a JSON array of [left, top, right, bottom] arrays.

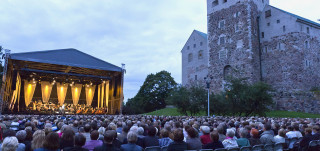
[[137, 127, 144, 135], [16, 130, 27, 141], [226, 129, 235, 138], [25, 126, 32, 131], [239, 128, 248, 138], [127, 131, 138, 143], [129, 126, 139, 133], [98, 127, 105, 135], [1, 136, 19, 151]]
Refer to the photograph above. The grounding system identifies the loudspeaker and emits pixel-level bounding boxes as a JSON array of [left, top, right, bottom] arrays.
[[11, 70, 17, 90]]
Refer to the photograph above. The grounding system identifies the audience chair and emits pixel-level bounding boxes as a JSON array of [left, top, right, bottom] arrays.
[[200, 149, 214, 151], [263, 144, 273, 151], [227, 148, 239, 151], [214, 149, 227, 151], [160, 146, 168, 151], [308, 140, 318, 151], [239, 146, 251, 151], [144, 146, 161, 151], [251, 145, 264, 151]]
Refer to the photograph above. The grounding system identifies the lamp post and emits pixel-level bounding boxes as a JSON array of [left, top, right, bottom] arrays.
[[204, 76, 213, 116]]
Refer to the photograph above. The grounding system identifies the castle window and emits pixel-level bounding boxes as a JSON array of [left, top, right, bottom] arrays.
[[223, 65, 233, 80], [307, 27, 310, 34], [200, 42, 203, 46], [219, 20, 225, 29], [198, 50, 204, 59], [235, 23, 240, 32], [234, 12, 241, 18], [195, 75, 197, 81], [305, 60, 312, 67], [261, 32, 264, 38], [212, 0, 219, 7], [223, 0, 227, 3], [262, 0, 264, 3], [267, 22, 270, 26], [278, 43, 285, 50], [305, 41, 310, 49], [283, 26, 286, 32], [265, 10, 271, 18], [277, 20, 280, 23], [187, 46, 190, 50], [194, 44, 197, 48], [219, 36, 225, 45], [219, 49, 227, 60], [264, 46, 268, 53], [188, 53, 193, 62]]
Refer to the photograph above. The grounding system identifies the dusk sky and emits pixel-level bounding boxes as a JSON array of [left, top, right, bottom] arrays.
[[0, 0, 319, 102]]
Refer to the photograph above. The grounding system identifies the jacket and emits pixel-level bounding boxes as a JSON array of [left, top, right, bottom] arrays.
[[120, 143, 143, 151], [260, 130, 275, 144]]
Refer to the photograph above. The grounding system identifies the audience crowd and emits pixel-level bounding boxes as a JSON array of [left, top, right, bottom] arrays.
[[0, 115, 319, 151]]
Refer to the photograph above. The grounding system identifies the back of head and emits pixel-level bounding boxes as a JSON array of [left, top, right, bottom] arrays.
[[201, 126, 210, 134], [127, 131, 138, 144], [90, 130, 99, 140], [278, 129, 286, 137], [305, 128, 312, 135], [250, 128, 259, 138], [43, 132, 60, 150], [75, 133, 86, 147], [104, 130, 114, 143], [313, 125, 320, 133], [3, 129, 16, 139], [160, 129, 169, 138], [148, 126, 157, 136], [32, 130, 46, 150], [2, 136, 19, 151], [210, 130, 220, 142], [84, 124, 91, 132], [16, 130, 27, 142], [239, 128, 248, 138], [264, 124, 271, 131], [226, 129, 235, 138], [137, 127, 144, 135], [62, 129, 75, 141], [186, 127, 198, 138], [173, 128, 184, 142]]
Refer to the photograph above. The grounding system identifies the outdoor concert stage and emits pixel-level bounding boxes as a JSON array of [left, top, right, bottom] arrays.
[[0, 48, 125, 115]]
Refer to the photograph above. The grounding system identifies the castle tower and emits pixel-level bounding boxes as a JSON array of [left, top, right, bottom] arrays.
[[207, 0, 269, 91]]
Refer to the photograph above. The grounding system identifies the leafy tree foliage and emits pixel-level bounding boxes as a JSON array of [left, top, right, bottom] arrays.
[[168, 84, 207, 116], [125, 71, 177, 114]]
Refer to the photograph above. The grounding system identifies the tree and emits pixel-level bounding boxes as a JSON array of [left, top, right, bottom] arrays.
[[168, 84, 207, 116], [126, 70, 177, 114]]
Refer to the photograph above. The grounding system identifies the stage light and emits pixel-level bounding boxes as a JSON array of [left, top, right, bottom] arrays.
[[90, 82, 93, 86]]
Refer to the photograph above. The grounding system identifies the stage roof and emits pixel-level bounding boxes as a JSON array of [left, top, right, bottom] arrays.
[[10, 48, 122, 72]]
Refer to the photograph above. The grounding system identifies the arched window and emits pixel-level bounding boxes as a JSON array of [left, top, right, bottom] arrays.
[[198, 50, 204, 59], [188, 53, 193, 62], [223, 65, 233, 80], [305, 41, 310, 49]]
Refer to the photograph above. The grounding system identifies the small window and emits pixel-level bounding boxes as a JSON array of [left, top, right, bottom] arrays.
[[219, 49, 227, 60], [307, 27, 310, 34], [305, 60, 312, 67], [188, 53, 193, 62], [283, 26, 286, 32], [265, 10, 271, 18], [212, 0, 219, 7], [300, 25, 303, 31], [187, 46, 190, 50], [267, 22, 270, 26], [219, 36, 225, 45], [198, 50, 204, 59], [234, 12, 241, 18], [277, 20, 280, 23], [305, 41, 310, 49], [219, 20, 225, 29], [261, 32, 264, 38], [235, 23, 240, 32], [193, 44, 196, 48], [195, 75, 197, 81], [264, 46, 268, 53], [200, 42, 203, 46], [262, 0, 264, 3], [223, 0, 227, 3]]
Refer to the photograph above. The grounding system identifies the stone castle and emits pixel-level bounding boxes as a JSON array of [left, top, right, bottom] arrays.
[[181, 0, 320, 113]]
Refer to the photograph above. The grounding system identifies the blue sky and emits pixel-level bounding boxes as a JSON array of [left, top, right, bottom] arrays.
[[0, 0, 319, 102]]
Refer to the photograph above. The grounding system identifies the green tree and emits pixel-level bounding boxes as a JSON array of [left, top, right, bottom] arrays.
[[167, 86, 190, 116], [126, 70, 177, 114]]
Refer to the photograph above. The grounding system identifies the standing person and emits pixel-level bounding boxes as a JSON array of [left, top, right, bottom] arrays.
[[222, 129, 238, 149], [120, 132, 143, 151], [94, 130, 120, 151], [167, 129, 188, 151], [83, 131, 103, 151], [236, 128, 250, 148], [203, 131, 224, 150], [64, 133, 89, 151], [200, 126, 211, 145], [34, 132, 60, 151], [186, 127, 202, 150]]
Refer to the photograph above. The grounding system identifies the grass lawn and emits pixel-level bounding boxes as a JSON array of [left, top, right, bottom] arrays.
[[144, 108, 320, 118]]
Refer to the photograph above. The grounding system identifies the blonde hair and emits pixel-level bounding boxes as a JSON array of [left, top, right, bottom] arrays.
[[31, 130, 46, 150], [2, 136, 18, 151]]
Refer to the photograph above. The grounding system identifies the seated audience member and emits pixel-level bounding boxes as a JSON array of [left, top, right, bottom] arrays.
[[222, 129, 238, 149], [200, 126, 211, 145], [83, 124, 92, 142], [32, 130, 46, 150], [203, 131, 224, 150], [117, 126, 128, 143], [60, 129, 75, 150], [1, 136, 19, 151], [34, 132, 60, 151], [83, 130, 103, 151], [274, 128, 286, 144], [312, 125, 320, 140], [137, 127, 144, 139], [142, 126, 159, 148], [186, 127, 202, 150], [217, 125, 226, 142], [16, 130, 26, 151], [249, 128, 261, 146], [167, 129, 188, 151], [98, 127, 106, 141], [65, 133, 89, 151], [236, 128, 250, 148], [158, 129, 173, 147], [24, 128, 33, 151], [110, 130, 122, 149], [120, 132, 143, 151], [299, 128, 313, 150], [94, 130, 120, 151], [260, 124, 275, 144]]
